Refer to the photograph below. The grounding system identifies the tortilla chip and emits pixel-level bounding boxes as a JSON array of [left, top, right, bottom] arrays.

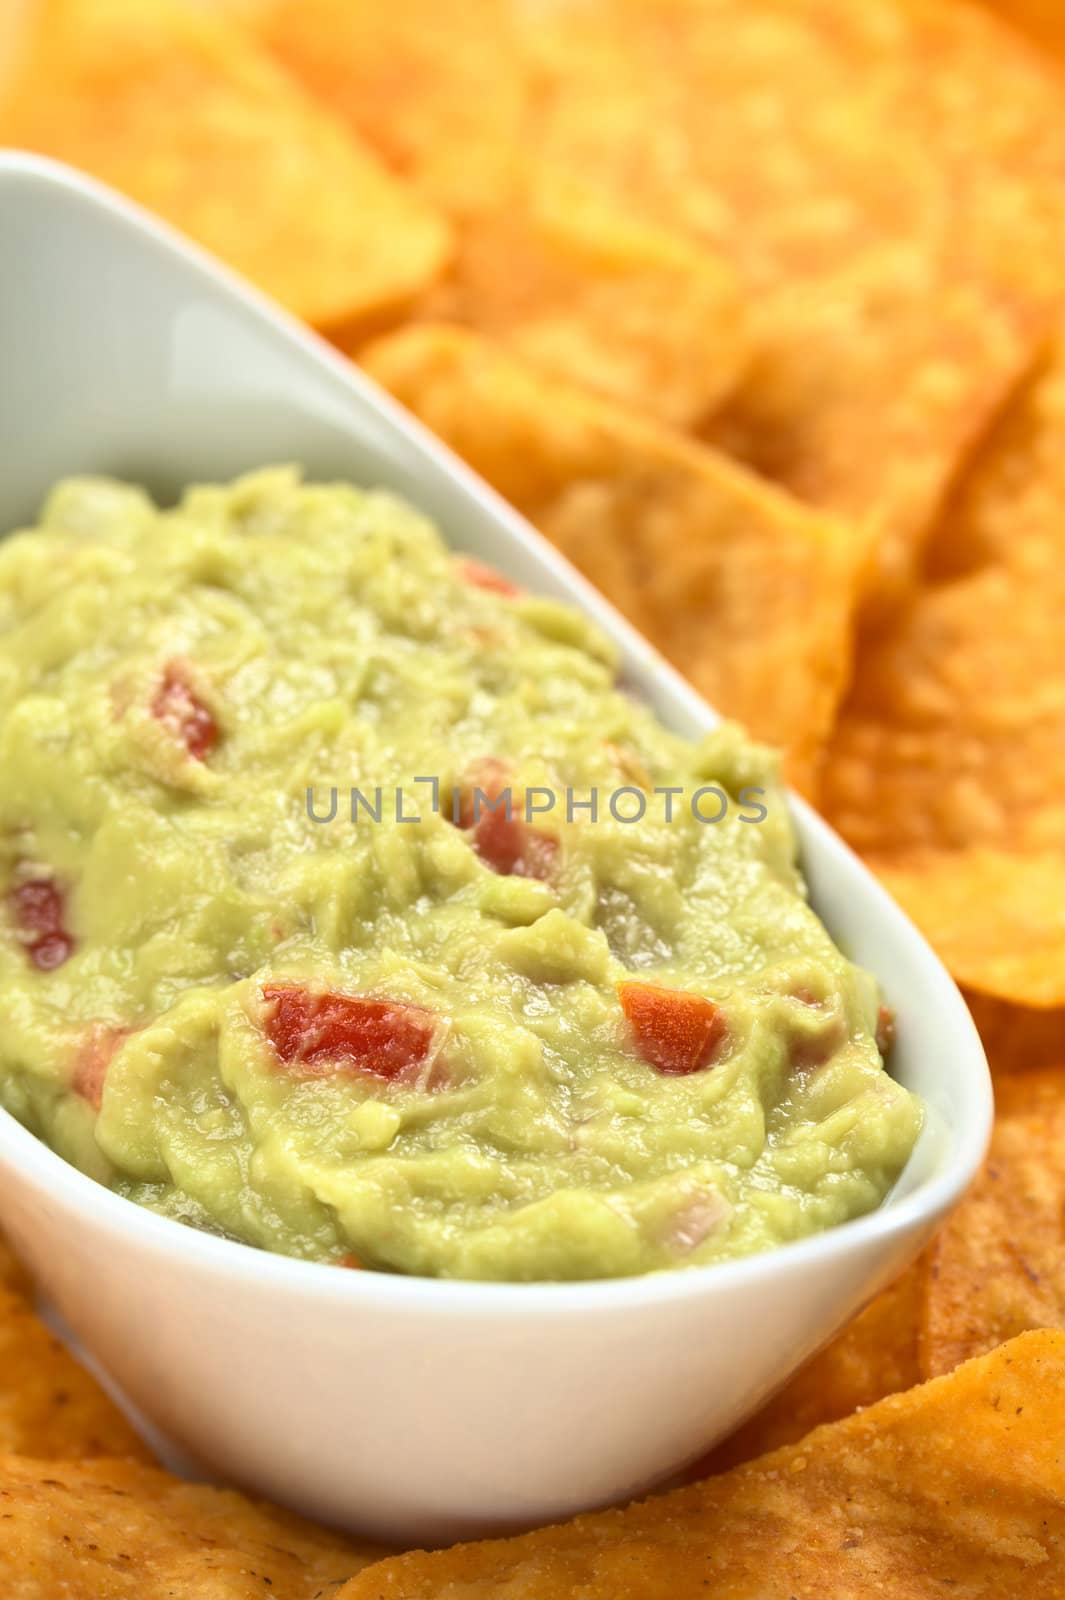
[[974, 1, 1065, 61], [822, 568, 1064, 861], [335, 1331, 1065, 1598], [921, 1067, 1065, 1378], [0, 1285, 151, 1460], [701, 1259, 925, 1471], [259, 2, 747, 426], [516, 0, 1064, 598], [360, 324, 866, 791], [402, 165, 749, 428], [0, 1453, 384, 1597], [254, 0, 524, 216], [966, 992, 1065, 1076], [868, 852, 1065, 1008], [0, 0, 450, 330], [822, 337, 1065, 1005], [0, 1229, 30, 1296]]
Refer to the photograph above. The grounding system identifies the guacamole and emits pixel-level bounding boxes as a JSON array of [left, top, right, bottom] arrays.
[[0, 469, 921, 1280]]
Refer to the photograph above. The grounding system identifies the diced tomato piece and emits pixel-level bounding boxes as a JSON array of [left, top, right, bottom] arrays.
[[457, 557, 520, 598], [73, 1024, 131, 1112], [262, 986, 437, 1082], [472, 805, 558, 880], [454, 759, 506, 831], [876, 1002, 896, 1056], [618, 981, 728, 1076], [336, 1252, 363, 1270], [454, 761, 557, 880], [9, 877, 75, 970], [152, 663, 218, 761]]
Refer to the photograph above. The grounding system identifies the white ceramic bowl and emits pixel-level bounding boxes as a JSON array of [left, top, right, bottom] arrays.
[[0, 153, 992, 1546]]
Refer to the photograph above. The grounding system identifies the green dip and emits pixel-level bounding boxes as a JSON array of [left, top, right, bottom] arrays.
[[0, 469, 921, 1281]]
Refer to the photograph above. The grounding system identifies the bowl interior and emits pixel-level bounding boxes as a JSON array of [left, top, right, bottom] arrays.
[[0, 152, 992, 1255]]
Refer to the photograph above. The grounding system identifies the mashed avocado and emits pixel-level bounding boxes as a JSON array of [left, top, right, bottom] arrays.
[[0, 469, 921, 1280]]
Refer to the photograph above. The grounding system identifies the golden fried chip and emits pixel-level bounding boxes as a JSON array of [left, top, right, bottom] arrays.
[[966, 991, 1065, 1076], [702, 1259, 925, 1471], [361, 324, 866, 791], [515, 0, 1064, 598], [823, 570, 1065, 862], [0, 1453, 384, 1597], [402, 165, 749, 428], [260, 0, 748, 427], [921, 1068, 1065, 1377], [335, 1332, 1065, 1599], [0, 1286, 151, 1460], [254, 0, 524, 216], [0, 0, 450, 329], [870, 852, 1065, 1007], [822, 338, 1065, 1005], [974, 1, 1065, 60], [0, 1229, 30, 1296]]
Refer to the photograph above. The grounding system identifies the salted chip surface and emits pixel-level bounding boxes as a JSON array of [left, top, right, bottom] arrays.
[[254, 0, 526, 215], [965, 992, 1065, 1076], [0, 1454, 385, 1597], [260, 0, 748, 429], [870, 852, 1065, 1007], [334, 1331, 1065, 1599], [361, 324, 865, 791], [0, 1286, 150, 1461], [975, 0, 1065, 58], [516, 0, 1064, 596], [921, 1068, 1065, 1377], [0, 1229, 30, 1296], [822, 339, 1065, 1004], [406, 164, 749, 428], [0, 0, 450, 329]]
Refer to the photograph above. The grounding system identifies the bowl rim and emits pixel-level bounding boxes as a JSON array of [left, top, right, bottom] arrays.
[[0, 150, 994, 1316]]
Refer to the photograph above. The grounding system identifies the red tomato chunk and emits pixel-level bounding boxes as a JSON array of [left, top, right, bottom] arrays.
[[73, 1024, 131, 1111], [262, 985, 436, 1081], [618, 981, 728, 1076], [9, 878, 74, 970], [455, 762, 557, 880], [471, 805, 557, 879], [457, 556, 521, 597], [152, 663, 219, 761]]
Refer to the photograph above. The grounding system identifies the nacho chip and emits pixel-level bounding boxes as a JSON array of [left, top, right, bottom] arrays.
[[702, 1259, 925, 1471], [923, 333, 1065, 581], [335, 1331, 1065, 1599], [361, 324, 866, 791], [0, 1453, 384, 1597], [966, 991, 1065, 1076], [517, 0, 1064, 597], [0, 1229, 30, 1296], [0, 0, 449, 329], [822, 337, 1065, 1005], [0, 1285, 151, 1460], [403, 165, 749, 428], [259, 0, 748, 427], [921, 1067, 1065, 1377], [254, 0, 524, 216], [822, 564, 1065, 862], [975, 1, 1065, 60], [869, 852, 1065, 1007]]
